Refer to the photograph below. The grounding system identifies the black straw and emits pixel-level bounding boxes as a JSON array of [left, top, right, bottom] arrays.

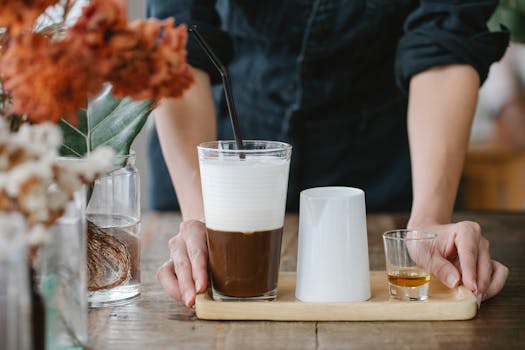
[[189, 25, 245, 154]]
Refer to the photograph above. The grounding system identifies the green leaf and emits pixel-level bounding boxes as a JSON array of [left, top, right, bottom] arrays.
[[489, 0, 525, 43], [59, 85, 153, 157]]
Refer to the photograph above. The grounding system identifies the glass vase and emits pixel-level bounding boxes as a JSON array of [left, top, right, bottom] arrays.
[[38, 189, 88, 350], [0, 213, 31, 350], [86, 152, 141, 307]]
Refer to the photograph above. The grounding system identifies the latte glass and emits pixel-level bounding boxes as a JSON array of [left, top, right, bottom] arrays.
[[198, 140, 292, 301]]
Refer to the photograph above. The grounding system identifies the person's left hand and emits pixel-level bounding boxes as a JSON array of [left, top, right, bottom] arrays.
[[407, 221, 508, 304]]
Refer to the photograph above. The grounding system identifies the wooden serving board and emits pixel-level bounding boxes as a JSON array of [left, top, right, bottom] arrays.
[[195, 271, 477, 321]]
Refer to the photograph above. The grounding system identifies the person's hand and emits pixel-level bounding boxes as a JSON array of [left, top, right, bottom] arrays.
[[157, 220, 208, 307], [409, 221, 508, 304]]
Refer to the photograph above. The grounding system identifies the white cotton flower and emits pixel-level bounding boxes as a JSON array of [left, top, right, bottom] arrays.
[[0, 119, 9, 139], [39, 152, 57, 168], [30, 207, 51, 223], [0, 174, 7, 190], [0, 147, 10, 170], [0, 142, 26, 171], [55, 157, 82, 173], [83, 147, 115, 180], [13, 125, 35, 143], [55, 168, 84, 195], [40, 125, 62, 150], [28, 224, 51, 245], [48, 189, 70, 211], [0, 155, 9, 170], [14, 123, 62, 157], [6, 160, 54, 197], [19, 183, 48, 212], [0, 122, 117, 230]]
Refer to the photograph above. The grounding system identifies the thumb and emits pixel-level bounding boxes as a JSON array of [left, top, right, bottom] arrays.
[[428, 254, 461, 288]]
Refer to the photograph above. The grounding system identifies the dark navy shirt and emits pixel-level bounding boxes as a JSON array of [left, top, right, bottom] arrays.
[[146, 0, 508, 212]]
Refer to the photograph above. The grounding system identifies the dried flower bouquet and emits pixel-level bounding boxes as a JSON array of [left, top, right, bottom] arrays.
[[0, 0, 194, 346], [0, 0, 194, 274]]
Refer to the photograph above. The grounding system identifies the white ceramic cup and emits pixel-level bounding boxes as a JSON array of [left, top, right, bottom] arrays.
[[295, 187, 371, 302]]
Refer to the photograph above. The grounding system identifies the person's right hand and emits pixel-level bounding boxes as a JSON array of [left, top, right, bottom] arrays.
[[157, 220, 208, 307]]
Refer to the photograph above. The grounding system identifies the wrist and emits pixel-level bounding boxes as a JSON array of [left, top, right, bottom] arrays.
[[180, 203, 205, 223], [408, 206, 451, 229], [181, 212, 205, 223]]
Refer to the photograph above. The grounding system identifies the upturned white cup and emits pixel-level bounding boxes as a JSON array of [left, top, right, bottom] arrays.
[[295, 187, 371, 302]]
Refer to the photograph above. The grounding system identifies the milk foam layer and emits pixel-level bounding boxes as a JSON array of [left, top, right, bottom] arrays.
[[200, 156, 290, 232]]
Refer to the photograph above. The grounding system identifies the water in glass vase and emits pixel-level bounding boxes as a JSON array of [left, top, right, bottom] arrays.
[[87, 214, 140, 307]]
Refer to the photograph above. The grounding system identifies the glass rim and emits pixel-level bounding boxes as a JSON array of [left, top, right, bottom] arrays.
[[301, 186, 364, 199], [56, 149, 135, 161], [382, 229, 437, 241], [112, 149, 136, 161], [197, 140, 292, 153]]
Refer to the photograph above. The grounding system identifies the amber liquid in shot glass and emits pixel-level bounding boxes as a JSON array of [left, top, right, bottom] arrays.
[[383, 230, 436, 301], [387, 268, 431, 288]]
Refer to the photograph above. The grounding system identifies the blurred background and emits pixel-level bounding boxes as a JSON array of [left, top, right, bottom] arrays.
[[463, 1, 525, 210], [127, 0, 525, 211]]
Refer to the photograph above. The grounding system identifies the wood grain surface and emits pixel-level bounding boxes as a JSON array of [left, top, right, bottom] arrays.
[[88, 212, 525, 349], [195, 271, 477, 321]]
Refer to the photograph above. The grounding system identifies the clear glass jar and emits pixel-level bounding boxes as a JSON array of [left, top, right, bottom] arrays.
[[0, 213, 31, 350], [38, 188, 88, 349], [86, 152, 141, 307]]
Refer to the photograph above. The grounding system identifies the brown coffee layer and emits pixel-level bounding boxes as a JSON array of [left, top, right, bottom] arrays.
[[206, 228, 283, 298]]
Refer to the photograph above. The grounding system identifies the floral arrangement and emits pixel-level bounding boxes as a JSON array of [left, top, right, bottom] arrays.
[[0, 0, 193, 124], [0, 119, 113, 244], [0, 1, 194, 348], [0, 0, 194, 236]]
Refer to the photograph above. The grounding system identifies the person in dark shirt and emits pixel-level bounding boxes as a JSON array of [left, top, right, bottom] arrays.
[[148, 0, 510, 307]]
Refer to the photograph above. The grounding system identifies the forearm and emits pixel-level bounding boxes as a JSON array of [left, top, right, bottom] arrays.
[[407, 65, 480, 227], [155, 68, 216, 221]]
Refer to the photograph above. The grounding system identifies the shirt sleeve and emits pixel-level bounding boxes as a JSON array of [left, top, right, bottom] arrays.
[[395, 0, 510, 93], [146, 0, 233, 84]]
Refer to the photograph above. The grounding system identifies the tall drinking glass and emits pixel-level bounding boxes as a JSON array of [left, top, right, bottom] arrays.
[[198, 140, 292, 301]]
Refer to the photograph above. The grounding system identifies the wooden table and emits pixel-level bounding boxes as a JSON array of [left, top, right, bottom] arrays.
[[88, 212, 525, 349]]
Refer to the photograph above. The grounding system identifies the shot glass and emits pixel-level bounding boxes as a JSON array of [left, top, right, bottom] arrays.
[[383, 230, 437, 301]]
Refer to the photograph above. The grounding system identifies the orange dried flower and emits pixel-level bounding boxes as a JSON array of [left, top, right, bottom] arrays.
[[66, 0, 194, 101], [0, 0, 194, 124], [108, 19, 194, 101], [66, 0, 128, 48], [0, 33, 98, 123], [0, 0, 60, 35]]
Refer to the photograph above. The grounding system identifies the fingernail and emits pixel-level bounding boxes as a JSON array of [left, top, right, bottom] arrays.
[[447, 274, 459, 288], [476, 292, 483, 309], [195, 280, 202, 292], [184, 292, 193, 306]]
